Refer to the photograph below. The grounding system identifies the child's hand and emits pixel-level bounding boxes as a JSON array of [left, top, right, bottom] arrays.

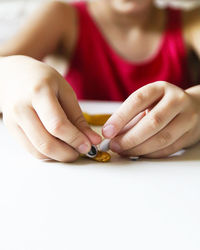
[[0, 56, 101, 162], [102, 82, 200, 158]]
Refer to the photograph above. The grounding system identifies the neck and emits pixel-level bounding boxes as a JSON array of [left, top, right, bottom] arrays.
[[89, 1, 156, 30]]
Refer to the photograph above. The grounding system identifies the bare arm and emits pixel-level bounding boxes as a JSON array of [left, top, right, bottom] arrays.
[[182, 8, 200, 103], [99, 9, 200, 159], [0, 1, 77, 60], [183, 7, 200, 59], [0, 2, 102, 162]]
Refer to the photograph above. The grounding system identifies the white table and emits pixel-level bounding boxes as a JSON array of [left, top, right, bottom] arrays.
[[0, 101, 200, 250]]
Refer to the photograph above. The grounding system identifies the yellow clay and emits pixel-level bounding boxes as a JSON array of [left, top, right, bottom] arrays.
[[93, 151, 111, 162], [83, 112, 111, 126], [82, 112, 112, 162]]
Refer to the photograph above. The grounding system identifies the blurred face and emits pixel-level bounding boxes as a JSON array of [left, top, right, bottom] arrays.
[[107, 0, 154, 14]]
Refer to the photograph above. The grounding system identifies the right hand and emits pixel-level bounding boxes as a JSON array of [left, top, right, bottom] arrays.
[[0, 55, 101, 162]]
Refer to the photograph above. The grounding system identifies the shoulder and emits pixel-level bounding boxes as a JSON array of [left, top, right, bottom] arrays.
[[41, 1, 77, 28], [182, 7, 200, 25], [31, 1, 77, 37], [182, 7, 200, 52], [42, 1, 75, 14], [43, 1, 78, 57]]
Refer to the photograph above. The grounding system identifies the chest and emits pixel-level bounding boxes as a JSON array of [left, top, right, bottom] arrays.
[[102, 28, 164, 63]]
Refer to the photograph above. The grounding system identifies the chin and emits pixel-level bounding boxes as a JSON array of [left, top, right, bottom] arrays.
[[111, 0, 153, 14]]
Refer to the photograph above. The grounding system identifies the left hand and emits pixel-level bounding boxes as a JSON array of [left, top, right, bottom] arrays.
[[102, 81, 200, 158]]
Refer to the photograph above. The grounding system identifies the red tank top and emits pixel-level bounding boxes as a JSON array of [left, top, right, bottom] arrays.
[[65, 2, 191, 101]]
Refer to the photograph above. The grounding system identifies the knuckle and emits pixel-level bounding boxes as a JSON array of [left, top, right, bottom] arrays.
[[32, 83, 48, 96], [32, 75, 54, 95], [177, 91, 186, 103], [74, 114, 88, 128], [167, 91, 187, 108], [168, 97, 178, 107], [11, 103, 26, 118], [67, 132, 83, 147], [150, 114, 163, 129], [157, 131, 171, 147], [37, 141, 53, 156], [134, 92, 146, 105], [172, 92, 186, 106], [157, 81, 168, 88], [48, 119, 66, 136]]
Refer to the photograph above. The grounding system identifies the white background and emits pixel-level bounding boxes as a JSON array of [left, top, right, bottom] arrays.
[[0, 2, 200, 248], [0, 101, 200, 250]]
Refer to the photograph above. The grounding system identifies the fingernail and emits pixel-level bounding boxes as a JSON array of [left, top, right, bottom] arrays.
[[77, 143, 90, 154], [110, 141, 121, 153], [103, 124, 115, 138]]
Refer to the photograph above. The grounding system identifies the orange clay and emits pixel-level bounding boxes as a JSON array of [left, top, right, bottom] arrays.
[[83, 112, 111, 126], [82, 113, 111, 162], [81, 151, 111, 162], [93, 151, 111, 162]]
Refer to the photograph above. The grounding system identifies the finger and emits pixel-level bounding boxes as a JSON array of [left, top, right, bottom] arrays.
[[142, 130, 197, 158], [32, 86, 92, 154], [3, 118, 48, 160], [58, 82, 102, 145], [16, 107, 79, 162], [120, 113, 193, 156], [109, 91, 181, 153], [118, 111, 146, 135], [99, 111, 147, 152], [102, 82, 165, 138]]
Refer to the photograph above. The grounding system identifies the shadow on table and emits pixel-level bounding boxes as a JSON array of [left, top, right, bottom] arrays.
[[152, 143, 200, 162], [136, 142, 200, 163], [73, 142, 200, 166]]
